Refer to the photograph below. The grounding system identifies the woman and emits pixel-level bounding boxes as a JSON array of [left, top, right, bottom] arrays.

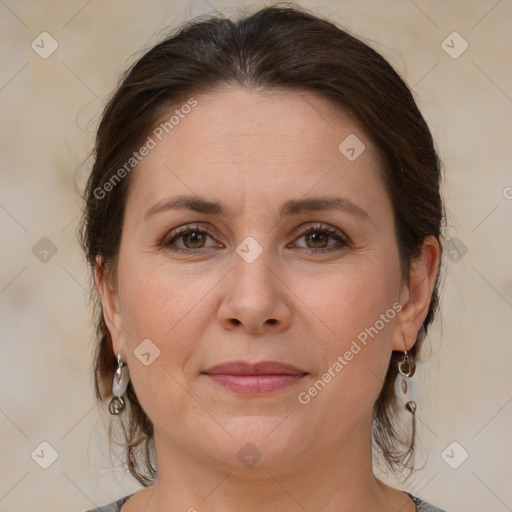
[[79, 4, 446, 511]]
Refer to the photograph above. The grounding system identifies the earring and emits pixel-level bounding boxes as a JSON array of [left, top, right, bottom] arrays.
[[109, 353, 130, 415], [398, 347, 417, 447], [398, 349, 416, 380]]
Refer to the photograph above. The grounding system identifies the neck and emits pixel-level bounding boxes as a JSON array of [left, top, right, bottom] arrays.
[[129, 420, 414, 512]]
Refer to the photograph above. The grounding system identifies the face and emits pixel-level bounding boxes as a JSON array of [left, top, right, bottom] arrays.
[[99, 86, 418, 472]]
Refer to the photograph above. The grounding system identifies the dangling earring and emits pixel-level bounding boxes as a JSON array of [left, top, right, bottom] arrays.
[[109, 353, 130, 415], [398, 345, 416, 447]]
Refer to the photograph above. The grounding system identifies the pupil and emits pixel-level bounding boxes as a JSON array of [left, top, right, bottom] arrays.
[[184, 231, 204, 248], [306, 232, 327, 248]]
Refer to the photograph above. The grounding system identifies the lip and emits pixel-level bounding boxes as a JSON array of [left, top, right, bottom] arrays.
[[204, 360, 306, 376], [202, 361, 308, 394]]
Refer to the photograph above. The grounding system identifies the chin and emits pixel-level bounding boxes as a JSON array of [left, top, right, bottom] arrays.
[[201, 415, 312, 470]]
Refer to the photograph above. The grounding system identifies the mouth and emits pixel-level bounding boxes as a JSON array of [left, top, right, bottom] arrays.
[[201, 360, 308, 394]]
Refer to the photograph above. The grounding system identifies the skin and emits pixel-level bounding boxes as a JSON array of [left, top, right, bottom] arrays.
[[95, 86, 440, 512]]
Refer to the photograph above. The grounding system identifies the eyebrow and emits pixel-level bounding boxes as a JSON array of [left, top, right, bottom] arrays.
[[143, 194, 370, 222]]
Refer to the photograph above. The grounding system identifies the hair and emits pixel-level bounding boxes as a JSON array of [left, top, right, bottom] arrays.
[[78, 2, 444, 486]]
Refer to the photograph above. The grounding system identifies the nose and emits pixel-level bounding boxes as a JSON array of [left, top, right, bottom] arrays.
[[217, 250, 292, 334]]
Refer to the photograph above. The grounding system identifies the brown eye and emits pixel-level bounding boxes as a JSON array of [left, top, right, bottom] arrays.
[[181, 230, 207, 249], [292, 224, 349, 254], [162, 224, 222, 253], [304, 232, 329, 249]]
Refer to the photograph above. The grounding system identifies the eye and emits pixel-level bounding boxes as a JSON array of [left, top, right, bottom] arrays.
[[160, 222, 349, 255], [161, 224, 222, 252], [291, 223, 349, 253]]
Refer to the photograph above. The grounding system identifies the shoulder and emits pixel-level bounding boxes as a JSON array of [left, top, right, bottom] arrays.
[[403, 491, 448, 512], [84, 491, 448, 512], [82, 494, 133, 512]]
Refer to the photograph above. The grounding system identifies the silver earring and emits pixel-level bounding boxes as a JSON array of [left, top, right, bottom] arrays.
[[398, 349, 416, 381], [109, 353, 130, 415], [398, 348, 417, 443]]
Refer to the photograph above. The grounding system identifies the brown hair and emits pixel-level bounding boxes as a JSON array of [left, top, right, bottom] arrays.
[[79, 3, 444, 486]]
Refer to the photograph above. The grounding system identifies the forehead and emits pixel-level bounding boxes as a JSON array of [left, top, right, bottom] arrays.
[[153, 86, 369, 156], [125, 86, 385, 215]]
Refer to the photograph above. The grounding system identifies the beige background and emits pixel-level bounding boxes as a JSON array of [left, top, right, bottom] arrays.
[[1, 1, 511, 511]]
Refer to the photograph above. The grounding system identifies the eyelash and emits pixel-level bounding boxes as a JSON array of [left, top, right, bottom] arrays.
[[160, 222, 350, 255], [291, 223, 349, 253], [160, 224, 222, 254]]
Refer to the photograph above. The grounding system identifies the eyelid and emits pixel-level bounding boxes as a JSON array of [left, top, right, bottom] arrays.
[[161, 223, 222, 250], [292, 222, 349, 243], [168, 222, 217, 239], [289, 222, 350, 251], [293, 222, 347, 239], [161, 221, 350, 252]]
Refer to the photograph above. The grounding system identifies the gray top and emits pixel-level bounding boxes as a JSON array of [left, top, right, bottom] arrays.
[[83, 491, 447, 511]]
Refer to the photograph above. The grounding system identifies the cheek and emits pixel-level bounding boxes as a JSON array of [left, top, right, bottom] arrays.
[[297, 259, 398, 344], [118, 256, 214, 342], [292, 257, 399, 406], [296, 297, 395, 434], [115, 256, 215, 411], [116, 260, 210, 428]]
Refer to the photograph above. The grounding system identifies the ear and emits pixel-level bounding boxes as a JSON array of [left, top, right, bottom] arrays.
[[392, 235, 441, 351], [94, 255, 126, 357]]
